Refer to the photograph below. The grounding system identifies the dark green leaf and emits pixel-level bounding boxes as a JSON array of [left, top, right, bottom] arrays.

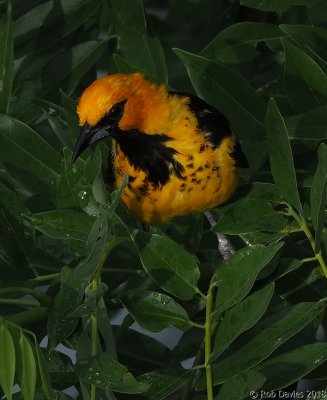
[[0, 1, 14, 114], [47, 267, 87, 352], [281, 24, 327, 65], [75, 353, 150, 394], [0, 182, 34, 272], [213, 243, 283, 316], [16, 333, 36, 400], [0, 115, 61, 185], [212, 283, 274, 360], [48, 350, 76, 389], [265, 98, 303, 215], [283, 39, 327, 114], [138, 233, 200, 300], [35, 345, 53, 400], [174, 48, 266, 141], [57, 148, 97, 212], [14, 0, 101, 58], [121, 291, 192, 332], [60, 90, 79, 146], [240, 0, 319, 12], [33, 98, 73, 149], [117, 329, 171, 372], [201, 22, 284, 64], [214, 198, 287, 234], [310, 143, 327, 253], [205, 301, 325, 386], [216, 370, 266, 400], [111, 0, 167, 84], [139, 368, 191, 400], [257, 343, 327, 390], [24, 209, 93, 241], [12, 39, 110, 122], [285, 106, 327, 140], [0, 324, 15, 400], [73, 213, 109, 280]]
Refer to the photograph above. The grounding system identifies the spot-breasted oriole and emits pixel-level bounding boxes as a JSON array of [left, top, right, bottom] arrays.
[[72, 73, 248, 223]]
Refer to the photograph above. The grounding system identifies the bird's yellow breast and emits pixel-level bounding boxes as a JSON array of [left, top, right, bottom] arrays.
[[112, 93, 239, 223]]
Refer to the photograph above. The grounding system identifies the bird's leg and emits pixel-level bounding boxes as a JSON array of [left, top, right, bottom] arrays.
[[204, 210, 235, 261]]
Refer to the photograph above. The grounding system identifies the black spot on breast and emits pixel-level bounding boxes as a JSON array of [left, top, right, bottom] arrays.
[[186, 163, 194, 169], [111, 128, 185, 187], [199, 144, 205, 152]]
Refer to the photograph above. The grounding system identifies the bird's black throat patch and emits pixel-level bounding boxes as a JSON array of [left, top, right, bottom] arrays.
[[111, 128, 185, 187]]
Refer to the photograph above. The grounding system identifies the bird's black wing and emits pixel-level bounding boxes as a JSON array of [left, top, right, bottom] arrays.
[[170, 91, 248, 168]]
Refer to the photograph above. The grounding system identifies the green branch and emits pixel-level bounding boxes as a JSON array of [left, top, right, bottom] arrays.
[[205, 282, 215, 400], [285, 205, 327, 278]]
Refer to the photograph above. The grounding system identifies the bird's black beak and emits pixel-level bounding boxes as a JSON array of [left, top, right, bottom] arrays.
[[72, 123, 111, 163]]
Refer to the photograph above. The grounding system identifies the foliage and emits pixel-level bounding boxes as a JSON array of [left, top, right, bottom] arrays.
[[0, 0, 326, 399]]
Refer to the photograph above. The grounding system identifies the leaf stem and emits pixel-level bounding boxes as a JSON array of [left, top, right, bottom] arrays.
[[192, 322, 206, 329], [102, 267, 145, 275], [90, 240, 117, 400], [205, 283, 214, 400], [32, 273, 60, 282], [286, 206, 327, 277], [0, 298, 39, 307], [0, 287, 52, 306]]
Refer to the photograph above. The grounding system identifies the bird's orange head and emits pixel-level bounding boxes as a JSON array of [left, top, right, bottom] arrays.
[[72, 72, 170, 162]]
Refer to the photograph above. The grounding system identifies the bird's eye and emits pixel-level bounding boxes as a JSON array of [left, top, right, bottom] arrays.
[[107, 99, 127, 121]]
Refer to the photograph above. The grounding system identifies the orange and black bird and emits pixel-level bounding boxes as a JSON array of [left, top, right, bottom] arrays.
[[72, 73, 248, 224]]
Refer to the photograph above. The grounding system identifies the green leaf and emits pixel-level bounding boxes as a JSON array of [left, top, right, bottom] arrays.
[[57, 148, 97, 212], [205, 301, 326, 386], [35, 346, 53, 400], [73, 213, 109, 280], [265, 98, 303, 215], [211, 283, 274, 360], [240, 0, 319, 12], [138, 233, 200, 300], [214, 198, 287, 234], [16, 333, 36, 400], [24, 209, 94, 241], [75, 353, 150, 394], [47, 267, 87, 352], [12, 39, 110, 122], [216, 370, 266, 400], [213, 243, 283, 316], [0, 115, 61, 186], [139, 368, 191, 400], [111, 0, 167, 84], [14, 0, 100, 58], [47, 350, 76, 389], [33, 98, 73, 149], [60, 90, 79, 146], [257, 343, 327, 390], [310, 143, 327, 253], [0, 0, 14, 114], [116, 329, 171, 372], [174, 48, 266, 141], [283, 39, 327, 114], [0, 182, 34, 272], [0, 324, 15, 400], [281, 24, 327, 66], [121, 291, 192, 333], [285, 106, 327, 140], [201, 22, 284, 64]]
